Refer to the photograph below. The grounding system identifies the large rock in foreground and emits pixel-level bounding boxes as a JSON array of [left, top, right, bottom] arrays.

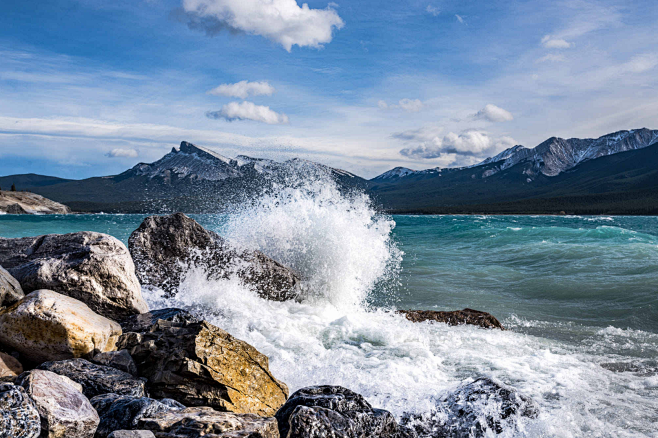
[[0, 232, 148, 321], [0, 266, 23, 307], [17, 369, 99, 438], [128, 213, 304, 301], [399, 308, 505, 330], [118, 317, 288, 416], [0, 290, 121, 364], [0, 383, 41, 438]]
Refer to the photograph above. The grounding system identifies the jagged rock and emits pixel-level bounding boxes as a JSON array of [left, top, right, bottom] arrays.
[[0, 232, 148, 321], [399, 308, 505, 330], [118, 319, 288, 416], [400, 378, 539, 437], [120, 308, 200, 334], [17, 370, 99, 438], [275, 386, 403, 438], [92, 350, 138, 377], [108, 431, 155, 438], [0, 352, 22, 382], [38, 359, 146, 399], [90, 393, 184, 438], [0, 266, 23, 307], [128, 213, 304, 301], [0, 290, 122, 364], [138, 406, 279, 438], [0, 383, 41, 438]]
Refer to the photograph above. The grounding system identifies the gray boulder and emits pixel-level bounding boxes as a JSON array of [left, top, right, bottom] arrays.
[[128, 213, 304, 301], [119, 308, 200, 334], [0, 383, 41, 438], [108, 432, 155, 438], [0, 232, 148, 321], [0, 266, 23, 307], [17, 369, 99, 438], [38, 359, 146, 399], [92, 350, 138, 377]]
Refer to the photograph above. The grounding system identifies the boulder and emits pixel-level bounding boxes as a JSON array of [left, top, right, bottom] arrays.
[[0, 232, 148, 320], [275, 386, 403, 438], [128, 213, 304, 301], [38, 359, 146, 399], [118, 319, 288, 416], [0, 383, 41, 438], [398, 308, 505, 330], [92, 350, 138, 377], [0, 352, 22, 382], [120, 308, 200, 334], [90, 393, 184, 437], [0, 290, 122, 364], [108, 432, 155, 438], [0, 266, 23, 307], [17, 369, 99, 438], [400, 378, 539, 437]]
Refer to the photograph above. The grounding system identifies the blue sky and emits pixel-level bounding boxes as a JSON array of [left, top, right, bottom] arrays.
[[1, 0, 657, 179]]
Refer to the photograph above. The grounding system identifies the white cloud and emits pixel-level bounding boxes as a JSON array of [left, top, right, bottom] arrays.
[[206, 101, 289, 124], [455, 14, 465, 24], [473, 104, 513, 122], [378, 98, 424, 113], [621, 53, 658, 73], [397, 129, 516, 159], [207, 80, 275, 98], [106, 148, 138, 158], [541, 35, 573, 49], [426, 5, 440, 16], [536, 54, 565, 63], [180, 0, 344, 52]]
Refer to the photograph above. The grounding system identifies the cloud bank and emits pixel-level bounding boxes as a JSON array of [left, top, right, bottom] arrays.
[[206, 101, 289, 124], [106, 148, 138, 158], [397, 128, 516, 160], [208, 80, 275, 98]]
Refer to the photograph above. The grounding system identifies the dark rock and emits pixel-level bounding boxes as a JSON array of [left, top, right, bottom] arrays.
[[0, 383, 41, 438], [401, 377, 539, 437], [118, 320, 288, 416], [120, 308, 200, 334], [0, 352, 22, 382], [0, 266, 23, 307], [399, 309, 505, 330], [90, 393, 184, 438], [0, 232, 148, 320], [275, 386, 404, 438], [38, 359, 146, 399], [107, 431, 155, 438], [92, 350, 138, 377], [128, 213, 304, 301]]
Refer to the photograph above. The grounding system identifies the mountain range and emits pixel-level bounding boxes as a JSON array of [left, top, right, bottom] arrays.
[[2, 128, 658, 214]]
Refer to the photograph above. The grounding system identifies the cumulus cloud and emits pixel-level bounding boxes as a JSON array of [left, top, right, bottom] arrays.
[[473, 104, 513, 122], [426, 5, 440, 16], [378, 98, 424, 113], [396, 128, 516, 160], [206, 101, 289, 124], [179, 0, 344, 51], [106, 148, 138, 158], [541, 35, 573, 49], [207, 80, 275, 98]]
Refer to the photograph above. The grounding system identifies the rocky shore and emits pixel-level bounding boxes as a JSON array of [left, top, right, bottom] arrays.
[[0, 191, 71, 215], [0, 213, 537, 437]]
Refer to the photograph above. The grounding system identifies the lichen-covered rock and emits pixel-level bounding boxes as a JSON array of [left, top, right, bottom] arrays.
[[0, 266, 23, 308], [128, 213, 304, 301], [92, 350, 138, 377], [120, 308, 200, 334], [0, 352, 22, 382], [400, 378, 539, 437], [0, 290, 122, 364], [0, 383, 41, 438], [399, 308, 505, 330], [275, 386, 402, 438], [90, 393, 184, 438], [139, 406, 279, 438], [0, 232, 148, 320], [38, 359, 146, 399], [118, 319, 288, 416], [108, 431, 155, 438], [17, 370, 99, 438]]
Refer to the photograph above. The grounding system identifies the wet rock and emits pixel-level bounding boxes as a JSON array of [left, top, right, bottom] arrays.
[[128, 213, 304, 301], [400, 377, 538, 437], [275, 386, 403, 438], [90, 393, 184, 438], [120, 308, 200, 334], [0, 232, 148, 321], [0, 290, 122, 364], [138, 406, 279, 438], [17, 369, 99, 438], [0, 266, 23, 307], [38, 359, 146, 399], [399, 308, 505, 330], [0, 352, 22, 382], [118, 319, 288, 416], [0, 383, 41, 438], [108, 432, 155, 438], [92, 350, 138, 377]]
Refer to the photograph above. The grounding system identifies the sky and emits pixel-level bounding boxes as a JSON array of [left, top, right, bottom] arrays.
[[1, 0, 657, 179]]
